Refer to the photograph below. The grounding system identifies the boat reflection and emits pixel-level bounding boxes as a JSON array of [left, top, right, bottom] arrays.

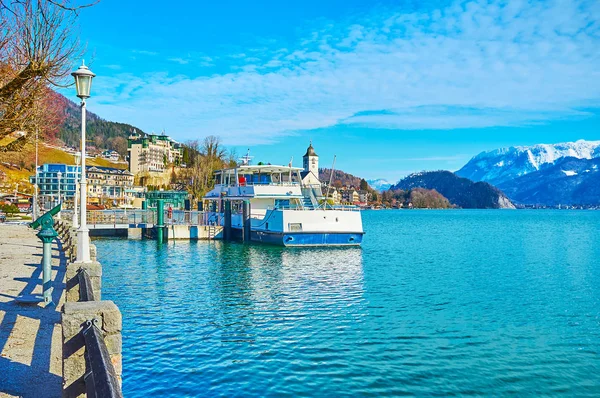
[[205, 242, 365, 344]]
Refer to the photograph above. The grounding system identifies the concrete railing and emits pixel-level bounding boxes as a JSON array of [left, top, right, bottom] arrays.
[[55, 219, 123, 398]]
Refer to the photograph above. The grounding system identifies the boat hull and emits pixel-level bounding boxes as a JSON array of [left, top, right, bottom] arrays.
[[250, 230, 364, 247]]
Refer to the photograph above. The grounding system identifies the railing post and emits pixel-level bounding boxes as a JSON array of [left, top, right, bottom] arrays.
[[62, 301, 122, 397], [82, 319, 122, 398], [66, 261, 102, 302]]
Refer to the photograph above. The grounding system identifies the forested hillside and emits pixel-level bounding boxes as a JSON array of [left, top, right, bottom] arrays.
[[58, 93, 144, 157], [319, 168, 366, 189], [391, 171, 515, 209]]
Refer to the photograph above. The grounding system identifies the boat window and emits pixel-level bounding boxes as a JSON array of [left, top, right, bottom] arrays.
[[289, 223, 302, 232], [275, 199, 290, 209]]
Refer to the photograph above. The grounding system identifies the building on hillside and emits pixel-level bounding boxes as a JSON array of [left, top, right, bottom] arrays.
[[357, 190, 370, 204], [300, 142, 321, 188], [340, 188, 359, 205], [127, 131, 183, 174], [145, 190, 188, 209], [101, 150, 120, 162], [86, 166, 135, 207], [323, 187, 341, 205]]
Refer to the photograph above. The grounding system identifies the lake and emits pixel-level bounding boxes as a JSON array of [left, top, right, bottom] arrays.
[[96, 210, 600, 396]]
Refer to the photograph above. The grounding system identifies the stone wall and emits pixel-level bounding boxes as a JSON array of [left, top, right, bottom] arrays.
[[55, 219, 123, 398]]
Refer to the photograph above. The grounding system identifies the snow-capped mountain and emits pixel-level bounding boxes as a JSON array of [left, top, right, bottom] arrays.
[[367, 179, 393, 192], [457, 140, 600, 185], [498, 157, 600, 206]]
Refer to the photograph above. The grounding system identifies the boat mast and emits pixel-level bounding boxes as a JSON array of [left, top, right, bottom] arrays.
[[324, 155, 336, 209]]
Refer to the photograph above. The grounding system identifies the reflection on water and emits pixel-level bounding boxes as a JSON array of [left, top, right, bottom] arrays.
[[98, 210, 600, 397], [100, 239, 366, 396], [207, 244, 365, 346]]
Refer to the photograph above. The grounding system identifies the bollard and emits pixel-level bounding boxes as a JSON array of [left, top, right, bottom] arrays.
[[242, 201, 251, 243], [224, 201, 232, 241], [156, 199, 165, 245]]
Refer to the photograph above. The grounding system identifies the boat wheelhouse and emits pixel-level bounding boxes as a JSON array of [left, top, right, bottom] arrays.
[[204, 164, 364, 247]]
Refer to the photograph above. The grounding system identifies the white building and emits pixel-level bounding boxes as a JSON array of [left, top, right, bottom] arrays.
[[127, 131, 183, 174]]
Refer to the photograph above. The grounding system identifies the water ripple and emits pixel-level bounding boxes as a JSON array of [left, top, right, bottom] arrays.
[[97, 210, 600, 397]]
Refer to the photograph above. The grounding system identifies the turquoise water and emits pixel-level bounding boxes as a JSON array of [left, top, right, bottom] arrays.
[[97, 210, 600, 396]]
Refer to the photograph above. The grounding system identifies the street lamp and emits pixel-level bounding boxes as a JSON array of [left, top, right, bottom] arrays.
[[73, 152, 80, 228], [33, 127, 39, 220], [57, 171, 62, 220], [72, 61, 95, 263]]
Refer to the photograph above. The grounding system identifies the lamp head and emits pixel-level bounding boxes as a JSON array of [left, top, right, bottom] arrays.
[[71, 61, 96, 99]]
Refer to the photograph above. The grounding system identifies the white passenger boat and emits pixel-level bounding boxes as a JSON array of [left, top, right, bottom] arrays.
[[203, 149, 364, 247]]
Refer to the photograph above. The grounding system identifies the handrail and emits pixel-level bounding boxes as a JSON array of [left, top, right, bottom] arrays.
[[82, 319, 123, 398], [216, 182, 300, 187], [78, 268, 96, 301]]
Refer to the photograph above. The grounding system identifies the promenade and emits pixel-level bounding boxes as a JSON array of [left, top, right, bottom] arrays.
[[0, 224, 65, 398]]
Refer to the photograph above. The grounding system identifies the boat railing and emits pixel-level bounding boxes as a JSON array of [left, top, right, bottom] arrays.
[[267, 204, 360, 212], [216, 181, 300, 187]]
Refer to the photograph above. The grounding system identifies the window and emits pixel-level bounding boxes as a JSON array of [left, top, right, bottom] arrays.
[[275, 200, 290, 209], [289, 223, 302, 232]]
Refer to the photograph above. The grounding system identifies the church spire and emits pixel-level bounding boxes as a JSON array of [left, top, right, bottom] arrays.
[[304, 141, 318, 157]]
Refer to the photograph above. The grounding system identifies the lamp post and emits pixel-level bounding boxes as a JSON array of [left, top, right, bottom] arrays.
[[72, 61, 95, 263], [73, 152, 80, 228], [33, 128, 39, 220], [57, 171, 62, 220]]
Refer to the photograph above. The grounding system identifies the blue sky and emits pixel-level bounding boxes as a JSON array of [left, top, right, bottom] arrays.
[[72, 0, 600, 181]]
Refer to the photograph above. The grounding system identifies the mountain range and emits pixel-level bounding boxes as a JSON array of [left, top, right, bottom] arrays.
[[456, 140, 600, 186], [497, 157, 600, 206], [455, 140, 600, 206], [367, 179, 392, 192]]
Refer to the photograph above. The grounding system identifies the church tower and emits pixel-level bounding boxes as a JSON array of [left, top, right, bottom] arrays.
[[303, 142, 319, 175]]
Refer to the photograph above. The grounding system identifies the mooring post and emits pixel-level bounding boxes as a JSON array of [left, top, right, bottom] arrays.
[[224, 201, 232, 241], [156, 199, 165, 244], [242, 201, 251, 242]]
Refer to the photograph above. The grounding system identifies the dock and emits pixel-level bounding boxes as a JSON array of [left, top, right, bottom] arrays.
[[0, 224, 65, 397], [71, 208, 223, 240]]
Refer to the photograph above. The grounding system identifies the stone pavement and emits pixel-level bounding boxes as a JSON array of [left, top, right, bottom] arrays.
[[0, 224, 65, 398]]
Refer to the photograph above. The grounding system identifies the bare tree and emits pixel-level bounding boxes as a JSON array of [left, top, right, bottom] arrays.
[[172, 136, 230, 200], [0, 0, 95, 140]]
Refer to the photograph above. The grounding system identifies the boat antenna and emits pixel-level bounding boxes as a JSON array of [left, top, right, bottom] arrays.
[[288, 156, 293, 181], [323, 155, 336, 209], [240, 148, 253, 166]]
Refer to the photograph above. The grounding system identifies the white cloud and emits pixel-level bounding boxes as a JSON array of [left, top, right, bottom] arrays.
[[93, 0, 600, 144], [132, 49, 158, 56], [168, 57, 189, 65]]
